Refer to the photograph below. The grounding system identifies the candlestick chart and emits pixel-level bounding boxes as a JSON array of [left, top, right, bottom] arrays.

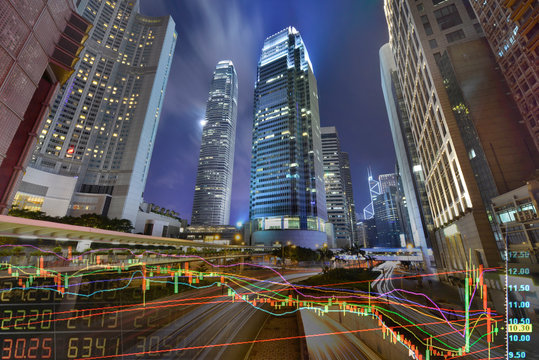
[[0, 244, 520, 360]]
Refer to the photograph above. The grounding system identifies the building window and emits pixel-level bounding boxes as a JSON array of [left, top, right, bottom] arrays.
[[434, 4, 463, 30], [446, 29, 466, 43], [429, 39, 438, 49], [462, 1, 477, 19], [12, 193, 45, 212], [474, 23, 483, 34], [421, 15, 434, 36]]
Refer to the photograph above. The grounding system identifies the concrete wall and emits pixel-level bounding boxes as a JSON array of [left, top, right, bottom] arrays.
[[18, 167, 77, 217], [135, 210, 183, 238]]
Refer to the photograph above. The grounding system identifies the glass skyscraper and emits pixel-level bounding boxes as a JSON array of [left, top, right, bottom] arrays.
[[24, 0, 177, 224], [249, 27, 327, 248], [373, 182, 402, 248], [191, 61, 238, 226]]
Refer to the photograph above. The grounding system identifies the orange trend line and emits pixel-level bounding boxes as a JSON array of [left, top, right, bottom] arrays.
[[75, 325, 386, 359], [446, 344, 504, 359]]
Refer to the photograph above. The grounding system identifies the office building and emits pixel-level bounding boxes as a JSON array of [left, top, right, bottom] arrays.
[[491, 179, 539, 266], [23, 0, 177, 225], [378, 173, 399, 194], [384, 0, 538, 273], [183, 225, 243, 245], [491, 179, 539, 316], [0, 1, 90, 214], [380, 43, 434, 268], [470, 1, 538, 151], [373, 173, 403, 248], [364, 218, 378, 248], [356, 221, 367, 248], [249, 27, 327, 248], [321, 126, 352, 248], [341, 152, 359, 243], [191, 61, 238, 226], [135, 201, 186, 238], [363, 168, 381, 220]]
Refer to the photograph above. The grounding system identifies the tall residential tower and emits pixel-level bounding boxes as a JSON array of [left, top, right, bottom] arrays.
[[21, 0, 177, 224], [249, 27, 327, 248], [191, 61, 238, 226]]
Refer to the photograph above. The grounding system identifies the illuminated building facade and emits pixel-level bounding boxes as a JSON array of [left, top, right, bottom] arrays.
[[341, 152, 358, 243], [380, 43, 434, 268], [363, 168, 381, 220], [249, 27, 328, 248], [384, 0, 538, 273], [191, 61, 238, 226], [0, 0, 90, 214], [25, 0, 177, 224], [378, 173, 399, 194], [491, 179, 539, 317], [373, 173, 404, 248], [321, 126, 352, 248], [470, 0, 538, 151]]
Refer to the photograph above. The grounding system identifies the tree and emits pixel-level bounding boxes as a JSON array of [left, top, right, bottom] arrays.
[[196, 262, 208, 274], [11, 246, 24, 257], [350, 242, 362, 268], [358, 249, 375, 269], [8, 208, 134, 233], [318, 246, 333, 274]]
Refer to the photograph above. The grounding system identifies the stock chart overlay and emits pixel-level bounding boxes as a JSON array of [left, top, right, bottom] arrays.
[[0, 240, 535, 360]]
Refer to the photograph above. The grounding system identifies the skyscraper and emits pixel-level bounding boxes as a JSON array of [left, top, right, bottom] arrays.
[[249, 27, 327, 248], [321, 126, 352, 248], [384, 0, 538, 272], [373, 173, 403, 248], [0, 1, 90, 214], [380, 43, 434, 268], [378, 173, 399, 194], [363, 168, 381, 220], [191, 60, 238, 226], [341, 152, 358, 243], [469, 1, 538, 151], [363, 217, 378, 248], [22, 0, 177, 224]]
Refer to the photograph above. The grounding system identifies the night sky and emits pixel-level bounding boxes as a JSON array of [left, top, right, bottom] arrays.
[[140, 0, 395, 225]]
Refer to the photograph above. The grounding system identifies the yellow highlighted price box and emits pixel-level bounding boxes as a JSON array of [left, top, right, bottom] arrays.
[[508, 324, 533, 333]]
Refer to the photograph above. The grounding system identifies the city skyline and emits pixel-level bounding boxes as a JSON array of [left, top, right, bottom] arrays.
[[0, 1, 536, 358], [140, 1, 393, 224]]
